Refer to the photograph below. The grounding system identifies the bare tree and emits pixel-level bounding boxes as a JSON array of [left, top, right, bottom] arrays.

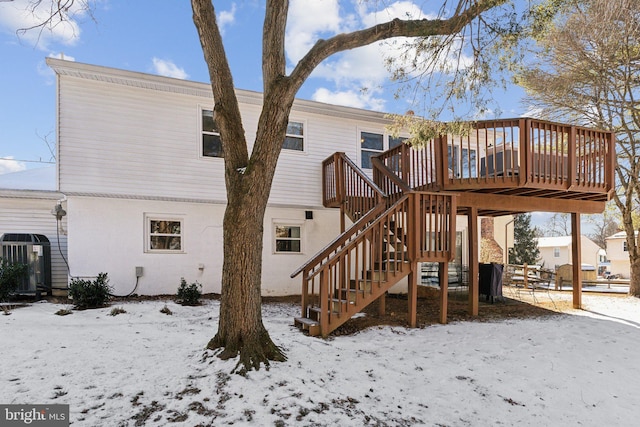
[[585, 204, 620, 249], [518, 0, 640, 296], [541, 213, 571, 237], [16, 0, 521, 372]]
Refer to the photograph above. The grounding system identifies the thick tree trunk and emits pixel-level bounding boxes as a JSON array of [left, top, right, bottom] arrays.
[[207, 167, 286, 373], [630, 256, 640, 297], [190, 0, 511, 373]]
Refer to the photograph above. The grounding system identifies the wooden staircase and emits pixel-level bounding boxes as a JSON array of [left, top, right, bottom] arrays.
[[292, 153, 456, 337]]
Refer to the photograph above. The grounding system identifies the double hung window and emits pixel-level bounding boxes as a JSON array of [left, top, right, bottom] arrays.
[[146, 216, 183, 253]]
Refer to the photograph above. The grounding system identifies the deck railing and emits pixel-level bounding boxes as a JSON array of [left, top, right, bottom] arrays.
[[376, 118, 615, 195], [322, 152, 385, 222]]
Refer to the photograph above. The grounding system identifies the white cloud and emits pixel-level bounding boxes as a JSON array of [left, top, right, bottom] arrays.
[[0, 157, 27, 175], [217, 3, 237, 35], [151, 58, 189, 80], [0, 0, 89, 50], [286, 1, 443, 112], [286, 0, 344, 63], [312, 87, 385, 111]]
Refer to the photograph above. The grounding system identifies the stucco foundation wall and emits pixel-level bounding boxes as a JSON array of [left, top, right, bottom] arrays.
[[66, 197, 340, 296]]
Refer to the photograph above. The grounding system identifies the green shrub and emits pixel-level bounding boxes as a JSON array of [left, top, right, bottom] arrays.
[[176, 278, 202, 306], [69, 273, 112, 309], [0, 257, 28, 302]]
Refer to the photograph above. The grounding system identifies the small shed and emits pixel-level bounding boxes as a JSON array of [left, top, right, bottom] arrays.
[[555, 263, 596, 289]]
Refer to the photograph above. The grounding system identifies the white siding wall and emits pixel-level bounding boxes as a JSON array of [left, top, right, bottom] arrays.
[[67, 197, 340, 296], [0, 194, 68, 290], [51, 60, 413, 295], [57, 75, 370, 207]]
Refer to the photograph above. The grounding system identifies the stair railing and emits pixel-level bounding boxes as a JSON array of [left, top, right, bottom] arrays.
[[322, 152, 385, 222]]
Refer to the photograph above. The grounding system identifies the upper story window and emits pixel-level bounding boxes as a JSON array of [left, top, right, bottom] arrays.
[[146, 215, 183, 253], [283, 121, 304, 151], [553, 248, 560, 257], [361, 131, 384, 169], [202, 109, 223, 158], [389, 136, 406, 150], [360, 132, 408, 169]]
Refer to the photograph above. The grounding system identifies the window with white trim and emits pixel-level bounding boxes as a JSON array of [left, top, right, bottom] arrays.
[[360, 131, 384, 169], [146, 216, 183, 253], [202, 109, 223, 158], [283, 121, 305, 151], [553, 248, 560, 257], [360, 132, 408, 169], [274, 224, 302, 253]]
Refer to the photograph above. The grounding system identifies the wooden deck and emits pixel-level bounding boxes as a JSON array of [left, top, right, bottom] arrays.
[[376, 118, 614, 216], [294, 118, 615, 337]]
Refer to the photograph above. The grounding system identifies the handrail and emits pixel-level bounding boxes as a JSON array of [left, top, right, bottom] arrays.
[[302, 194, 411, 282], [290, 202, 386, 279], [322, 152, 385, 222]]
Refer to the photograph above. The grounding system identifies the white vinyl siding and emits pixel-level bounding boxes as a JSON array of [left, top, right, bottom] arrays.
[[53, 61, 391, 207]]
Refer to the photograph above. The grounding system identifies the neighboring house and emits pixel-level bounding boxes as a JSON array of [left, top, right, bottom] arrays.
[[536, 235, 602, 272], [605, 231, 637, 279], [0, 166, 69, 292], [46, 58, 479, 296]]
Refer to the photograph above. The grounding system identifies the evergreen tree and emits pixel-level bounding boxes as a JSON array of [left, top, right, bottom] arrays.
[[509, 214, 540, 265]]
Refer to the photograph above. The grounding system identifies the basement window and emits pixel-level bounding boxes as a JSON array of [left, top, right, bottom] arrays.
[[274, 224, 302, 253], [146, 215, 183, 253]]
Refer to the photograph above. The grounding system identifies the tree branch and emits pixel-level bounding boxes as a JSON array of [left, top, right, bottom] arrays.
[[262, 0, 288, 92], [191, 0, 248, 172], [288, 0, 507, 92]]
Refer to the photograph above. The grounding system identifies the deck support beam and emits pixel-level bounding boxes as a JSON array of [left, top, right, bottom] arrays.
[[439, 261, 448, 324], [408, 262, 418, 327], [468, 207, 479, 316], [571, 213, 582, 309]]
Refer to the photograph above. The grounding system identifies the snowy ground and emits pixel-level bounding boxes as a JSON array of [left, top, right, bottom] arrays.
[[2, 292, 640, 427]]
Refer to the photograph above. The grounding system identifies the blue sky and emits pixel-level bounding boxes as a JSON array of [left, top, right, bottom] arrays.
[[0, 0, 528, 174]]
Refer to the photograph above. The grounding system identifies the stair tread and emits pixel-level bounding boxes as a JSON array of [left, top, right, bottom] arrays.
[[295, 316, 319, 326]]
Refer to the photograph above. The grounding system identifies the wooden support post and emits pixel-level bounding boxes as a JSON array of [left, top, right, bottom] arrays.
[[468, 207, 479, 316], [408, 262, 418, 327], [319, 270, 329, 338], [439, 262, 448, 324], [571, 213, 582, 309]]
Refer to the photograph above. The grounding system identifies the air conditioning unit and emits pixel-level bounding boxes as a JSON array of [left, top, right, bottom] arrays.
[[0, 233, 52, 297]]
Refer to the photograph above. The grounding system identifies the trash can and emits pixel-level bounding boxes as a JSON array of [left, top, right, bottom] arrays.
[[479, 263, 503, 302]]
